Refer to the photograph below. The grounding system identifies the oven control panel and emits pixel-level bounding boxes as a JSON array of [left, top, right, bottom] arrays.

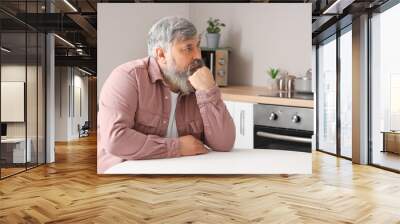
[[254, 104, 313, 131]]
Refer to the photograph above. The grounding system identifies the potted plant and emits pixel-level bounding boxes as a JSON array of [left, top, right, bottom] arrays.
[[206, 17, 225, 49], [267, 68, 280, 80], [267, 67, 280, 90]]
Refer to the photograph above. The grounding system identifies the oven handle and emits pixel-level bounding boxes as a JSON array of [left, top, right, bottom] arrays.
[[256, 131, 312, 144]]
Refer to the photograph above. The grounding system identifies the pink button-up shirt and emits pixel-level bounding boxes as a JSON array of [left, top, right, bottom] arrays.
[[97, 56, 235, 173]]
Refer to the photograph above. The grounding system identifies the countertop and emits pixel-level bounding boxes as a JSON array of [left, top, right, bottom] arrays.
[[220, 86, 314, 108], [105, 148, 312, 174]]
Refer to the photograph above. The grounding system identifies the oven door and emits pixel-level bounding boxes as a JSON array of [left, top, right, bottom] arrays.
[[254, 125, 313, 153]]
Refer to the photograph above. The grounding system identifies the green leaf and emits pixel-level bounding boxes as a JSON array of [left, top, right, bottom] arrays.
[[267, 68, 280, 79], [206, 17, 225, 33]]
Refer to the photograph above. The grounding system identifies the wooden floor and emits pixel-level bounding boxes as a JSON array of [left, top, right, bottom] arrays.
[[1, 134, 400, 223], [1, 163, 45, 178], [1, 167, 26, 178], [372, 151, 400, 171]]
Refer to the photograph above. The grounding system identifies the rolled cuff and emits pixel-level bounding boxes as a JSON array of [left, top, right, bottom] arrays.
[[195, 85, 221, 105], [165, 137, 181, 157]]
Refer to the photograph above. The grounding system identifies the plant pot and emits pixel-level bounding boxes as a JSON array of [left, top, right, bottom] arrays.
[[269, 79, 278, 91], [206, 33, 220, 49]]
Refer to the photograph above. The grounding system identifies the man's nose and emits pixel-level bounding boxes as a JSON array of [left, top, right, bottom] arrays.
[[193, 47, 202, 60]]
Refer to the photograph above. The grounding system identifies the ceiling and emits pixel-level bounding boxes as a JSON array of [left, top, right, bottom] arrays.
[[0, 0, 392, 76]]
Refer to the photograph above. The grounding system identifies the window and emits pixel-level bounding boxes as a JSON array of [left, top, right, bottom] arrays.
[[317, 35, 337, 155], [0, 1, 47, 179], [339, 27, 352, 158], [370, 2, 400, 171]]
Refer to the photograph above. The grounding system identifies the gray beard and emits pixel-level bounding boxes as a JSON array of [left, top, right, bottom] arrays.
[[162, 61, 195, 95]]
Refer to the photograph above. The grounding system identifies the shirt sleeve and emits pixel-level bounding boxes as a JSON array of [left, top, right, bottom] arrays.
[[98, 67, 181, 160], [195, 85, 236, 151]]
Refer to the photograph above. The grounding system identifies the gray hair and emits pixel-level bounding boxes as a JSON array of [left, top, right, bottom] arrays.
[[147, 16, 197, 57]]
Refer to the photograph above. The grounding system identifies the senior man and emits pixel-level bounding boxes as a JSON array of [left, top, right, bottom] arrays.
[[97, 16, 235, 173]]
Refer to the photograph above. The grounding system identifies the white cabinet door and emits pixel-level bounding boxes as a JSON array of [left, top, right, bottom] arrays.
[[224, 100, 235, 119], [234, 102, 254, 149], [223, 100, 254, 149]]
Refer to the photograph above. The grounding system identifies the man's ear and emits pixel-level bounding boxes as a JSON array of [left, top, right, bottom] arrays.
[[155, 48, 167, 65]]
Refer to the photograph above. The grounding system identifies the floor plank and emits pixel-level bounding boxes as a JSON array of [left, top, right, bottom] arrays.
[[1, 134, 400, 223], [373, 151, 400, 171]]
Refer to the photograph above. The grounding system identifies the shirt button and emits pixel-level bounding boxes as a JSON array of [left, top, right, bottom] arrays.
[[165, 96, 168, 100], [163, 120, 167, 124]]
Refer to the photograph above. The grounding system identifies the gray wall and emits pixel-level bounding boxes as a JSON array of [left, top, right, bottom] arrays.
[[55, 67, 89, 141], [98, 3, 311, 94], [97, 3, 189, 97], [189, 3, 311, 86]]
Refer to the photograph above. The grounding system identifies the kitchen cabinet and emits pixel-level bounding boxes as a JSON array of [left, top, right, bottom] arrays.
[[224, 100, 254, 149]]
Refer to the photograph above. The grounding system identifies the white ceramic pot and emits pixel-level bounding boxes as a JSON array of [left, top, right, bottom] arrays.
[[206, 33, 220, 49]]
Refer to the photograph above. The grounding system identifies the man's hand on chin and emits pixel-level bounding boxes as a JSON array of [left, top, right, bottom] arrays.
[[188, 66, 216, 91], [178, 135, 208, 156], [179, 66, 215, 157]]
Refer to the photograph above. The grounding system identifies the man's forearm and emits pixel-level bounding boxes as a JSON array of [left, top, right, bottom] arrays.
[[195, 86, 236, 151], [99, 104, 181, 160]]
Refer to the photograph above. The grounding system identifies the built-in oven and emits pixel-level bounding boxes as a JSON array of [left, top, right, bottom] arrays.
[[254, 104, 313, 153], [201, 48, 229, 86]]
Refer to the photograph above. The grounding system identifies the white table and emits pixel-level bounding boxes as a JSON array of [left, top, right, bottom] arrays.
[[1, 138, 32, 163], [105, 149, 312, 174]]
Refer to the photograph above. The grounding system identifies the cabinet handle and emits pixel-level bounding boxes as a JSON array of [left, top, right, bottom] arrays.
[[240, 110, 245, 136]]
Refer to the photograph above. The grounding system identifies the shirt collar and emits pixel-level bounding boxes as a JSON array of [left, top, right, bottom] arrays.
[[147, 56, 166, 84]]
